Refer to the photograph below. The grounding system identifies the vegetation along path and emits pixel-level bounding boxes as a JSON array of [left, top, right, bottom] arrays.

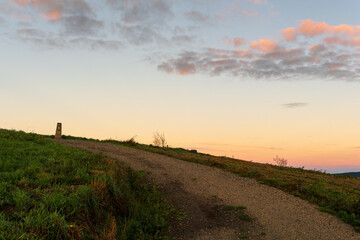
[[58, 139, 360, 240]]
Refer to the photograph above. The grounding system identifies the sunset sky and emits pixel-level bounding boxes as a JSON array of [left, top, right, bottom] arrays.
[[1, 0, 360, 173]]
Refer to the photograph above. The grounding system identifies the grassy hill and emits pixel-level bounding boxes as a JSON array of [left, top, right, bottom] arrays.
[[2, 129, 360, 236], [98, 138, 360, 232], [55, 134, 360, 231], [0, 129, 169, 239]]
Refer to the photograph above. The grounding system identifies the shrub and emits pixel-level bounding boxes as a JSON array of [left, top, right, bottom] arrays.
[[273, 155, 288, 167], [152, 132, 167, 147]]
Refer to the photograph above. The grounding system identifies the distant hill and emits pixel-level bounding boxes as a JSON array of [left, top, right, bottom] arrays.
[[336, 172, 360, 178]]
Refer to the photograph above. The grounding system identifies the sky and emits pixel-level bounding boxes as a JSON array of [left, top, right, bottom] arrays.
[[1, 0, 360, 173]]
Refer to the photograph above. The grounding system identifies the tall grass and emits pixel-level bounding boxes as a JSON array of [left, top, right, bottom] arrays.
[[0, 129, 169, 239]]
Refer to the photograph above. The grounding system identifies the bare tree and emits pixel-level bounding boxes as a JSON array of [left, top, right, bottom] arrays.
[[273, 155, 288, 167], [153, 132, 167, 147]]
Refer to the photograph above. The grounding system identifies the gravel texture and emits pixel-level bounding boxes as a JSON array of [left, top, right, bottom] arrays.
[[57, 139, 360, 240]]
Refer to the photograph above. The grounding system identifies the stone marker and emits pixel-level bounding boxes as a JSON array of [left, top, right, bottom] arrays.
[[55, 123, 62, 139]]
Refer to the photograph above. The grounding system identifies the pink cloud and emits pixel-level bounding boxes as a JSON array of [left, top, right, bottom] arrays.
[[309, 44, 325, 52], [298, 19, 330, 36], [248, 0, 268, 5], [323, 36, 344, 45], [250, 38, 277, 52], [17, 0, 30, 4], [178, 65, 196, 75], [40, 10, 60, 20], [283, 19, 360, 41], [234, 49, 253, 59], [282, 19, 360, 51], [324, 36, 360, 47], [216, 13, 227, 20], [10, 0, 63, 20], [9, 0, 91, 21], [222, 36, 247, 47], [282, 27, 297, 41], [241, 9, 259, 17], [224, 1, 260, 18]]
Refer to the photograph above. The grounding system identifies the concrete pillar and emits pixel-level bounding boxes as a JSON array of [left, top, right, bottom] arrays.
[[55, 123, 62, 139]]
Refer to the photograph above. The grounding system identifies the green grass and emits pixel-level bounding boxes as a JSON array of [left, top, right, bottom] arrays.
[[237, 214, 253, 221], [238, 233, 249, 239], [0, 129, 170, 239], [175, 209, 187, 221], [95, 138, 360, 232], [223, 205, 246, 211]]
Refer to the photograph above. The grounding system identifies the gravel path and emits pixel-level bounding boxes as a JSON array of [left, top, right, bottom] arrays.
[[57, 139, 360, 240]]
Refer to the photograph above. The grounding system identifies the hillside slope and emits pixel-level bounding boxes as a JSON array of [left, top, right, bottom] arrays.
[[58, 139, 360, 240], [0, 130, 168, 239]]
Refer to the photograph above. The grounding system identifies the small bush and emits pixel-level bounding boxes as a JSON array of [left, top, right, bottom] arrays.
[[273, 155, 288, 167], [153, 132, 167, 147], [124, 136, 138, 146]]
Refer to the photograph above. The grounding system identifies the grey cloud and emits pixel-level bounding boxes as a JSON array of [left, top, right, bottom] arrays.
[[2, 0, 199, 50], [158, 51, 197, 74], [119, 24, 168, 45], [69, 38, 123, 50], [171, 34, 193, 44], [158, 61, 174, 73], [173, 26, 186, 35], [16, 21, 32, 28], [185, 11, 209, 22], [60, 15, 104, 36], [17, 28, 46, 38], [110, 0, 173, 25], [113, 0, 175, 46], [31, 0, 92, 16], [282, 103, 308, 108], [310, 44, 326, 53], [158, 44, 360, 82], [17, 34, 68, 49], [16, 27, 122, 50]]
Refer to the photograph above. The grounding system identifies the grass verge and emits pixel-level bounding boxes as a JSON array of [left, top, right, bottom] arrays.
[[0, 129, 170, 239]]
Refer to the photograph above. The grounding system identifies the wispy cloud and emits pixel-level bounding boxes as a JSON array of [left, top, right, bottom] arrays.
[[13, 0, 92, 20], [240, 9, 259, 17], [158, 19, 360, 82], [3, 2, 360, 83], [184, 11, 209, 23], [222, 36, 247, 47], [247, 0, 268, 5], [282, 103, 308, 109], [220, 0, 266, 19], [1, 0, 195, 50]]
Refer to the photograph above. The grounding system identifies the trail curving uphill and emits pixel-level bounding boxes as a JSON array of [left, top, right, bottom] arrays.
[[57, 139, 360, 240]]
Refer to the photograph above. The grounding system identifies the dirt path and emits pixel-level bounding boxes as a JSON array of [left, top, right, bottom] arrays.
[[57, 139, 360, 240]]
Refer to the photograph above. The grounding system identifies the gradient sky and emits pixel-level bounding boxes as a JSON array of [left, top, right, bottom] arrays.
[[1, 0, 360, 173]]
